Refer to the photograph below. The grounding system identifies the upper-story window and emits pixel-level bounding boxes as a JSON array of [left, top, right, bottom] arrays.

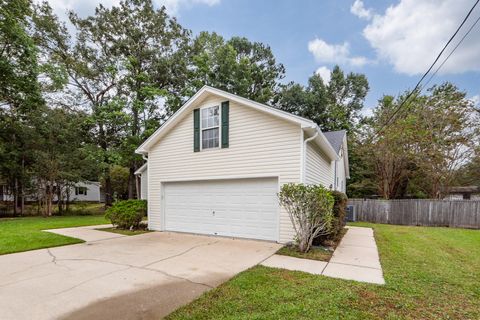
[[201, 106, 219, 149]]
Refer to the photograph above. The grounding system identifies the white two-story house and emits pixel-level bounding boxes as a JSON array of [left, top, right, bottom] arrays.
[[135, 86, 349, 243]]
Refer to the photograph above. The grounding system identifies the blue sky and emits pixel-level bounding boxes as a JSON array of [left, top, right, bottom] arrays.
[[50, 0, 480, 112]]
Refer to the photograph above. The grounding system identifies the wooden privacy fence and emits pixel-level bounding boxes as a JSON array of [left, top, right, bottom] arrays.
[[348, 199, 480, 229]]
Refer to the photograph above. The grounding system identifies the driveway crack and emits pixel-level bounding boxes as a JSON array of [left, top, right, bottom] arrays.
[[53, 266, 132, 296], [138, 266, 214, 289], [142, 240, 220, 268], [47, 249, 71, 271], [47, 249, 57, 264]]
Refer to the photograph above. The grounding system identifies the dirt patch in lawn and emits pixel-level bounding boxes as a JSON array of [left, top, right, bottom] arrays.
[[276, 228, 347, 262]]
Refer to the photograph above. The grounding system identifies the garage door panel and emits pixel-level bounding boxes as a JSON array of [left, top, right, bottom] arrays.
[[164, 178, 278, 241]]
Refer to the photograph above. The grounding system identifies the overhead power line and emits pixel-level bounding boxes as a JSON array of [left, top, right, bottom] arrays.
[[374, 0, 480, 137], [424, 14, 480, 88]]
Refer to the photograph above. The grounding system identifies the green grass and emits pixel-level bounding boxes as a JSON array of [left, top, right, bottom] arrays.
[[167, 223, 480, 320], [276, 245, 332, 262], [0, 215, 108, 255], [96, 227, 151, 236]]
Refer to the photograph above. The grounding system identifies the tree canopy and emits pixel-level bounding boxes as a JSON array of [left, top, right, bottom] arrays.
[[349, 83, 479, 199], [1, 0, 478, 216], [274, 66, 369, 132]]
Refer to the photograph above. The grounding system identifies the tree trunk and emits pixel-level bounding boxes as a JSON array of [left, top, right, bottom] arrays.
[[135, 175, 141, 200], [13, 179, 18, 216], [128, 166, 136, 199], [57, 184, 64, 215], [18, 180, 24, 216], [66, 187, 70, 212], [20, 156, 24, 215], [104, 175, 113, 207], [298, 237, 309, 253], [46, 184, 53, 216]]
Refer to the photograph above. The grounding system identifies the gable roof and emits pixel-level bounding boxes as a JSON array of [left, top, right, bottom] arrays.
[[323, 130, 346, 154], [134, 163, 147, 175], [447, 186, 479, 194], [135, 86, 339, 160], [323, 130, 350, 179]]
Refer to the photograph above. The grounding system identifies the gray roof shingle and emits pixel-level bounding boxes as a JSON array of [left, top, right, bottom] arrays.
[[323, 130, 346, 154]]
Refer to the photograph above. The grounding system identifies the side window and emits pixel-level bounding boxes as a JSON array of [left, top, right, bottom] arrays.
[[201, 106, 219, 149]]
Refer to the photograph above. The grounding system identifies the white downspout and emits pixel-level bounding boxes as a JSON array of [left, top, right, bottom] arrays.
[[141, 153, 149, 229], [334, 159, 338, 191], [302, 132, 319, 183]]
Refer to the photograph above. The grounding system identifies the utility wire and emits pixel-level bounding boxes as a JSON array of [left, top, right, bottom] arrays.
[[373, 0, 480, 137], [424, 14, 480, 88]]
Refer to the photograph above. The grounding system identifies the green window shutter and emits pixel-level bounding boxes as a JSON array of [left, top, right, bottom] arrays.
[[193, 109, 200, 152], [221, 101, 229, 148]]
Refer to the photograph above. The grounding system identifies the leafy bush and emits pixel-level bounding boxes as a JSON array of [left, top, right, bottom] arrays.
[[330, 191, 348, 236], [314, 191, 348, 245], [105, 200, 147, 229], [279, 184, 334, 253]]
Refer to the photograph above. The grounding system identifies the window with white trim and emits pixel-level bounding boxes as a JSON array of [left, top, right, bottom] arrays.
[[75, 187, 87, 195], [201, 106, 219, 149]]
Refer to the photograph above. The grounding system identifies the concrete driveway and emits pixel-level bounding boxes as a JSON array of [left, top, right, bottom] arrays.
[[0, 227, 281, 320]]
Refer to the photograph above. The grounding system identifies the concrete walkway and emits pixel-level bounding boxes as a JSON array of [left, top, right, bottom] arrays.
[[44, 224, 123, 242], [0, 228, 281, 320], [261, 226, 385, 284]]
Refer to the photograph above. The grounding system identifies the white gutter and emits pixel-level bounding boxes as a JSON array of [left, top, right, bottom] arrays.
[[302, 131, 319, 183]]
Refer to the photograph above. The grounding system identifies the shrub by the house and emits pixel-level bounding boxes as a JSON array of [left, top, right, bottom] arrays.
[[314, 190, 348, 245], [279, 184, 334, 253], [105, 199, 147, 229]]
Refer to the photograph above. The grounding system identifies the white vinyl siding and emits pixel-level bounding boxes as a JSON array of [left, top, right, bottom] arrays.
[[305, 141, 333, 188], [147, 95, 302, 243], [69, 182, 101, 202], [336, 154, 347, 192], [140, 168, 148, 200]]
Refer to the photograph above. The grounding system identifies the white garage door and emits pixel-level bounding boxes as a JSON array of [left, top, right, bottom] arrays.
[[164, 177, 279, 241]]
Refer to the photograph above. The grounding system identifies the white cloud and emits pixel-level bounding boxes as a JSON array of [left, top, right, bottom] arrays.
[[315, 66, 331, 83], [470, 95, 480, 107], [359, 0, 480, 75], [162, 0, 219, 14], [308, 38, 368, 67], [350, 0, 372, 20], [47, 0, 220, 18]]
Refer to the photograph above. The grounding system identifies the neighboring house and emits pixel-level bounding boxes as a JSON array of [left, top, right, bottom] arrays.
[[443, 186, 480, 200], [0, 181, 9, 202], [134, 163, 148, 200], [135, 86, 349, 243], [69, 181, 102, 202], [0, 181, 102, 203]]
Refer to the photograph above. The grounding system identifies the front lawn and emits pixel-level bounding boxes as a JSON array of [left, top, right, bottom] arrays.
[[167, 223, 480, 319], [0, 215, 108, 255]]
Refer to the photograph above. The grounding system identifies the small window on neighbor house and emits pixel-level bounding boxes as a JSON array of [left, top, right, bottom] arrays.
[[201, 106, 219, 149], [75, 187, 87, 195]]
